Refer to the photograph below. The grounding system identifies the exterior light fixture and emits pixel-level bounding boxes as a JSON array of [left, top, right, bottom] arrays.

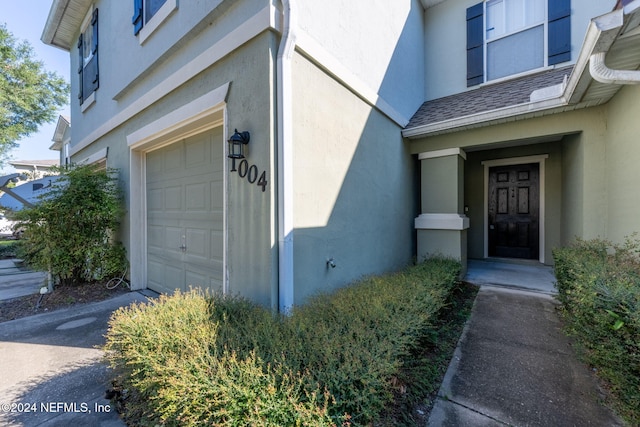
[[227, 129, 250, 160]]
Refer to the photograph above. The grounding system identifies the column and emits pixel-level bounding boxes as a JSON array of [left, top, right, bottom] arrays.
[[415, 148, 469, 273]]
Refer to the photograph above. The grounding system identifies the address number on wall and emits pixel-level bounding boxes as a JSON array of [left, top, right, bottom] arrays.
[[233, 159, 268, 192]]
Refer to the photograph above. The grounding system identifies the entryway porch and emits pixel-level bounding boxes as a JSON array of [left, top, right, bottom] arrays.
[[464, 258, 556, 294]]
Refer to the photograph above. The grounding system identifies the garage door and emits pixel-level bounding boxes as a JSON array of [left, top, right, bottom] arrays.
[[146, 128, 224, 294]]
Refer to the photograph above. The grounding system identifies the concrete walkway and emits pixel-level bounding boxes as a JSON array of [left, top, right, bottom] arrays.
[[0, 293, 145, 426], [465, 259, 556, 294], [427, 260, 623, 426], [0, 259, 47, 300]]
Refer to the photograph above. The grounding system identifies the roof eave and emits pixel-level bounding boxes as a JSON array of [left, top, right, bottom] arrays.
[[41, 0, 92, 51]]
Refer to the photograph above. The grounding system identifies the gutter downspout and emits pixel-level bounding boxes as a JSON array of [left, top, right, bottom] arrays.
[[590, 51, 640, 84], [277, 0, 296, 313]]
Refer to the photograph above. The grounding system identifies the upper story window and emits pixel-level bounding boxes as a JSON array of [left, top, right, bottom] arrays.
[[467, 0, 571, 86], [145, 0, 168, 22], [132, 0, 176, 43], [78, 8, 99, 107]]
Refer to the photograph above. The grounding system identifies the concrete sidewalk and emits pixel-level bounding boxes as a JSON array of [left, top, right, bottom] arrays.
[[0, 292, 146, 427], [428, 285, 623, 426], [0, 259, 47, 300]]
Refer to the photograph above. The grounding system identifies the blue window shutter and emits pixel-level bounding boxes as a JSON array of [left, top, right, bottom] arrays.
[[548, 0, 571, 65], [467, 2, 484, 87], [77, 35, 83, 103], [132, 0, 143, 35], [90, 8, 99, 90]]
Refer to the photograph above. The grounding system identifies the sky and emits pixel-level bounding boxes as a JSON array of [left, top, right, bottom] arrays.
[[0, 0, 71, 174]]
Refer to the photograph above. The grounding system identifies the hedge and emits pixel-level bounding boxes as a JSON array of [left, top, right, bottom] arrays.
[[103, 257, 461, 426], [553, 238, 640, 425]]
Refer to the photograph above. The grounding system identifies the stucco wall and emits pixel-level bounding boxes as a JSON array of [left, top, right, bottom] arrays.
[[292, 53, 417, 305], [296, 0, 425, 120], [69, 0, 269, 148], [72, 33, 279, 307], [423, 0, 616, 100], [603, 84, 640, 243]]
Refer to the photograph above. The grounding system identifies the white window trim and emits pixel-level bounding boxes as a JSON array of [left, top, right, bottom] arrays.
[[139, 0, 177, 45], [80, 91, 96, 112], [127, 84, 229, 293], [78, 147, 108, 166], [481, 154, 548, 263], [483, 0, 549, 83]]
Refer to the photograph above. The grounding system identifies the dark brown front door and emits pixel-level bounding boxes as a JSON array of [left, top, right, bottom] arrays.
[[488, 163, 539, 259]]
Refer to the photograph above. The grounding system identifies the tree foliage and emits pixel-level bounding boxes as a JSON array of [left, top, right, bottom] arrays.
[[0, 24, 69, 163], [14, 164, 127, 286]]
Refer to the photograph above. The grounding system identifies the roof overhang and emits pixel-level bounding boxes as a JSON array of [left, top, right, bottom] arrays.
[[49, 115, 71, 151], [41, 0, 92, 51], [420, 0, 449, 9], [404, 0, 640, 139]]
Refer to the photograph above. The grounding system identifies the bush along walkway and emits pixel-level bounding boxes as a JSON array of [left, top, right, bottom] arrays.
[[103, 257, 463, 426], [554, 238, 640, 426]]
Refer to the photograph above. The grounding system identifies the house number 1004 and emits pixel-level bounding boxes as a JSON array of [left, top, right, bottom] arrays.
[[235, 159, 268, 192]]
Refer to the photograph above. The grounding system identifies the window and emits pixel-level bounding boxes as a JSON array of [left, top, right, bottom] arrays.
[[77, 8, 99, 105], [132, 0, 168, 35], [467, 0, 570, 86]]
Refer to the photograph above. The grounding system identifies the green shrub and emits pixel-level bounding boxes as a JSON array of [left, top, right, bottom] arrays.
[[13, 164, 127, 285], [103, 257, 461, 426], [0, 241, 18, 258], [553, 237, 640, 425]]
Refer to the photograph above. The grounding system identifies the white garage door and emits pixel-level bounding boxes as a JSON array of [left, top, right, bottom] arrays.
[[146, 128, 224, 294]]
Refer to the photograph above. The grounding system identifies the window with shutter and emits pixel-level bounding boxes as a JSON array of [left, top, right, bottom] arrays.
[[132, 0, 168, 34], [466, 0, 571, 86], [78, 8, 99, 106]]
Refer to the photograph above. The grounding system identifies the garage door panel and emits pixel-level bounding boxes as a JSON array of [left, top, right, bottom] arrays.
[[185, 134, 209, 167], [148, 225, 164, 250], [211, 230, 224, 259], [165, 226, 183, 254], [146, 128, 224, 295], [146, 150, 164, 176], [185, 228, 208, 258], [164, 144, 184, 172], [165, 186, 183, 211], [147, 188, 164, 211], [186, 182, 208, 210]]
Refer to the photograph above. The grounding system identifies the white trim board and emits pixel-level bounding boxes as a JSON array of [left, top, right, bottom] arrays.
[[418, 147, 467, 160], [481, 154, 548, 263], [127, 85, 229, 292], [415, 213, 470, 230]]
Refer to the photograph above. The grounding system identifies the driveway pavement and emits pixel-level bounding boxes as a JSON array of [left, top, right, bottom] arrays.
[[0, 292, 145, 426]]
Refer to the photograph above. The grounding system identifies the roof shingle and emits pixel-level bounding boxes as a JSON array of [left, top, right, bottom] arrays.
[[405, 66, 574, 130]]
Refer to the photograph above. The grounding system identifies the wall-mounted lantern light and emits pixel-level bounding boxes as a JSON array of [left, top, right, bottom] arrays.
[[227, 129, 250, 159]]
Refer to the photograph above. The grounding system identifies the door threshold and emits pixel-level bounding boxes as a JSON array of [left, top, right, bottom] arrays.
[[480, 257, 544, 266]]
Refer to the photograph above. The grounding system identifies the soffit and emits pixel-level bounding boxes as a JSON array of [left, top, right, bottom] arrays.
[[41, 0, 92, 51]]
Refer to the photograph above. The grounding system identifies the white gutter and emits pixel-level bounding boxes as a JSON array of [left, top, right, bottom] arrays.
[[590, 52, 640, 84], [277, 0, 296, 313]]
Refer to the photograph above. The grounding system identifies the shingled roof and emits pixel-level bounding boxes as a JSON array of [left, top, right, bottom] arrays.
[[405, 65, 574, 131]]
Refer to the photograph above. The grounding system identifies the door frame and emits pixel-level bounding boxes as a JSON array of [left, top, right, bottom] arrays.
[[126, 84, 230, 292], [481, 154, 548, 263]]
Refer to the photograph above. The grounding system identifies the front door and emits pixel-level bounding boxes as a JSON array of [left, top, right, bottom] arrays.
[[488, 163, 539, 259]]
